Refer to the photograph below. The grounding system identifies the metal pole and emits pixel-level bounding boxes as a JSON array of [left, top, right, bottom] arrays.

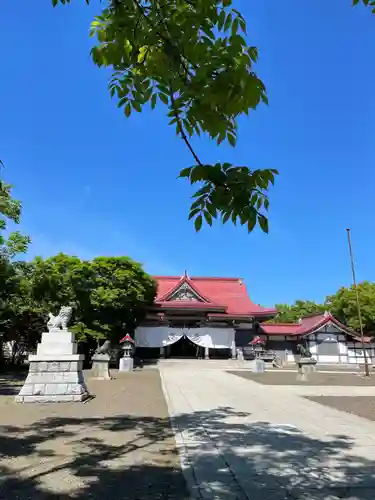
[[346, 228, 370, 377]]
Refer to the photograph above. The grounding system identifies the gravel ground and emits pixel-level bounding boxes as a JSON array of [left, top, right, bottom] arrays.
[[227, 370, 375, 386], [0, 369, 189, 500], [306, 395, 375, 422]]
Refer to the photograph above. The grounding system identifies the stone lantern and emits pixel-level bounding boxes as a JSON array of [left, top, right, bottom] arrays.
[[119, 334, 135, 372]]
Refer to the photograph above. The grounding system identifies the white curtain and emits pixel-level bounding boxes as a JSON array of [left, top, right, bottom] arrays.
[[186, 328, 235, 349], [135, 327, 184, 348]]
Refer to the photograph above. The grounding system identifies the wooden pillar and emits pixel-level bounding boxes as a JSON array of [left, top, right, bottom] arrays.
[[204, 346, 209, 360]]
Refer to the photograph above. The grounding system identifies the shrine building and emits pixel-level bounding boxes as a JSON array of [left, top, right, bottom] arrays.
[[134, 273, 375, 365]]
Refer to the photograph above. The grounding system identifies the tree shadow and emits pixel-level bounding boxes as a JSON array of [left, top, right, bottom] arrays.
[[0, 405, 374, 499], [0, 371, 26, 395]]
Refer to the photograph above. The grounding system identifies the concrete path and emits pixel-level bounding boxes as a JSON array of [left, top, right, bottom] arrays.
[[159, 366, 375, 500]]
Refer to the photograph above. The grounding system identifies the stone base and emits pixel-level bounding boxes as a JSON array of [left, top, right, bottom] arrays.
[[297, 359, 317, 382], [91, 353, 111, 380], [119, 357, 133, 372], [15, 355, 89, 403], [15, 393, 88, 403], [251, 359, 265, 373]]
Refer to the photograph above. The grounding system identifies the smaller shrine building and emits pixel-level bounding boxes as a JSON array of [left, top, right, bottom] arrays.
[[261, 311, 374, 365], [134, 273, 375, 364]]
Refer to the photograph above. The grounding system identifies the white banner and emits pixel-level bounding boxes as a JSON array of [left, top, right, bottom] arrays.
[[186, 328, 235, 349], [135, 327, 183, 348], [135, 326, 235, 349]]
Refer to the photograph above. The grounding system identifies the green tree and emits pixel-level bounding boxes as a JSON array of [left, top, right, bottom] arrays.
[[0, 172, 31, 365], [269, 300, 326, 324], [88, 256, 157, 340], [11, 254, 157, 354], [325, 281, 375, 335], [50, 0, 373, 233], [52, 0, 276, 233]]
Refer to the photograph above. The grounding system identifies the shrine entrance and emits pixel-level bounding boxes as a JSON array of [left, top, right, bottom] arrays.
[[169, 336, 203, 358]]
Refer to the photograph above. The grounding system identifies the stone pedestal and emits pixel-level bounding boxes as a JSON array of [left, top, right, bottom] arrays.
[[237, 349, 244, 362], [251, 358, 265, 373], [204, 347, 210, 360], [119, 357, 134, 372], [91, 353, 111, 380], [297, 358, 317, 382], [15, 328, 89, 403]]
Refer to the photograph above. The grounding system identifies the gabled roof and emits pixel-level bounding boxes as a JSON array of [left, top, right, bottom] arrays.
[[261, 312, 372, 342], [153, 274, 277, 318]]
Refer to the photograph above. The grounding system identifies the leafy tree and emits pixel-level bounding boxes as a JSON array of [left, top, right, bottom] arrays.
[[50, 0, 374, 233], [326, 281, 375, 335], [9, 254, 157, 357], [0, 179, 30, 260], [87, 256, 157, 340], [52, 0, 276, 233], [269, 300, 326, 324], [353, 0, 375, 12], [0, 173, 31, 365]]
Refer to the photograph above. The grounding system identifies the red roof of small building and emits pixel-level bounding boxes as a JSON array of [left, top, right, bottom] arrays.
[[261, 312, 372, 342], [152, 275, 276, 318], [119, 334, 135, 344]]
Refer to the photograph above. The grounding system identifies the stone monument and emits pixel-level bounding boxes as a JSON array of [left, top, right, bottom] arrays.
[[119, 334, 134, 372], [296, 344, 317, 382], [91, 340, 111, 380], [15, 306, 89, 403]]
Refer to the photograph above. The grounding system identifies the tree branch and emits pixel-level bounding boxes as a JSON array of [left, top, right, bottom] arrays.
[[169, 89, 203, 167]]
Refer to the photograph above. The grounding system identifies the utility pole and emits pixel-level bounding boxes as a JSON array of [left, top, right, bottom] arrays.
[[346, 228, 370, 377]]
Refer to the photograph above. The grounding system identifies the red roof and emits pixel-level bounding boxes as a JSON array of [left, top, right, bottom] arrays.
[[261, 312, 372, 342], [119, 334, 135, 344], [152, 275, 276, 318]]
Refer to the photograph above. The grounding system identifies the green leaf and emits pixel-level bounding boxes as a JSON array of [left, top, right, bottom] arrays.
[[222, 212, 230, 224], [224, 13, 232, 31], [203, 210, 213, 226], [258, 214, 269, 233], [194, 215, 203, 232], [188, 207, 201, 220], [151, 93, 157, 109], [218, 10, 226, 30], [247, 215, 256, 233], [179, 167, 193, 179], [132, 100, 142, 112], [190, 165, 209, 183], [206, 202, 217, 218], [191, 197, 205, 210], [124, 103, 131, 117], [227, 133, 236, 147], [158, 93, 169, 105], [231, 18, 239, 36]]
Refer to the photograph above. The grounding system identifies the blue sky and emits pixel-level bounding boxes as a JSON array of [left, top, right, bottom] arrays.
[[1, 0, 374, 307]]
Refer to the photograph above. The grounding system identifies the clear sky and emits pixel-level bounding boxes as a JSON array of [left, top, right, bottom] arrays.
[[1, 0, 374, 307]]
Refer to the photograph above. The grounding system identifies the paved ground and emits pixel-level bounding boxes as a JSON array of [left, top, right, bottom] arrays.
[[229, 370, 375, 386], [306, 396, 375, 422], [160, 365, 375, 500], [0, 370, 188, 499]]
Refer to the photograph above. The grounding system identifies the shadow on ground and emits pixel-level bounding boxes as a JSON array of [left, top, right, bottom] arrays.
[[0, 404, 374, 499], [0, 371, 26, 396]]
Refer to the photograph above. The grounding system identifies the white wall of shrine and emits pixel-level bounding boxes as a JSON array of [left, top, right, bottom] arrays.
[[282, 323, 375, 364]]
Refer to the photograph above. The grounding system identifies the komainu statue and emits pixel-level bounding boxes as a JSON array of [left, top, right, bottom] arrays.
[[47, 306, 73, 330], [297, 343, 312, 358]]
